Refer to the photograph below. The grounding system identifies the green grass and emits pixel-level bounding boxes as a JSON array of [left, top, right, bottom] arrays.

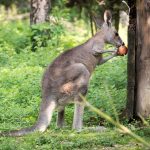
[[0, 20, 149, 150], [1, 128, 150, 150]]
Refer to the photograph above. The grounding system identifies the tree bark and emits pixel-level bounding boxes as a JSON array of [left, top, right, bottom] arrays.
[[126, 0, 150, 118], [126, 0, 136, 119], [136, 0, 150, 117], [30, 0, 51, 25]]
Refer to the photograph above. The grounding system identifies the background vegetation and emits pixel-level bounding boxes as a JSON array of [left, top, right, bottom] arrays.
[[0, 1, 150, 150]]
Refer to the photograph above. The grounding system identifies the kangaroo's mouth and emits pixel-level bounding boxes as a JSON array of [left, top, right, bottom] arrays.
[[116, 42, 125, 48]]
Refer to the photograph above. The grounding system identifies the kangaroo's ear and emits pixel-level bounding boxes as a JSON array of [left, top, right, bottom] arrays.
[[104, 10, 112, 27]]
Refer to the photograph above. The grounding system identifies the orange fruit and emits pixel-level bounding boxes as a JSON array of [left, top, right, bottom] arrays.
[[117, 46, 128, 56]]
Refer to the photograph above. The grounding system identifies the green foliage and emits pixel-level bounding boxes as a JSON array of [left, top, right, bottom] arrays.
[[0, 128, 150, 150], [0, 20, 64, 53], [31, 22, 64, 51], [0, 20, 30, 54]]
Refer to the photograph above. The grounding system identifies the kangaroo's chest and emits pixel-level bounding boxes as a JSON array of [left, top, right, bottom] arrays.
[[74, 51, 101, 73]]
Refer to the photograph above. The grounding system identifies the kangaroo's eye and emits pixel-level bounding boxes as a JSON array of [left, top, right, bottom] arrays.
[[115, 32, 118, 36]]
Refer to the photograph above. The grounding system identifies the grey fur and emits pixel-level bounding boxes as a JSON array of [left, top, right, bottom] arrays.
[[0, 10, 124, 136], [73, 103, 85, 131]]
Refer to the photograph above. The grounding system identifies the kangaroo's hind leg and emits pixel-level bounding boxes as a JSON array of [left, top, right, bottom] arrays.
[[73, 102, 85, 131], [57, 107, 65, 128], [72, 85, 88, 131], [72, 68, 90, 131], [35, 96, 57, 132], [57, 63, 90, 131]]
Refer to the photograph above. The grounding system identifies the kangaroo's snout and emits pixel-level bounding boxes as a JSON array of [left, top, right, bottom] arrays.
[[115, 38, 125, 48], [116, 42, 124, 48]]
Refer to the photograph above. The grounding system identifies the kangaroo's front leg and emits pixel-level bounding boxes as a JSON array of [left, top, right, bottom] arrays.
[[98, 50, 117, 54], [93, 49, 117, 56], [98, 52, 117, 65]]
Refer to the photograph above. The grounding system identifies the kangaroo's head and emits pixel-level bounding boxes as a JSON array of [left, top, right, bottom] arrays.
[[95, 10, 124, 48]]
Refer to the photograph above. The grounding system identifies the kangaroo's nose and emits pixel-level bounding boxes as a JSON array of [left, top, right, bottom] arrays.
[[122, 42, 125, 46]]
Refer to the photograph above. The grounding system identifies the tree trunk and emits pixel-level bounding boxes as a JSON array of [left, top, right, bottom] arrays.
[[30, 0, 51, 52], [30, 0, 51, 25], [114, 9, 120, 32], [126, 0, 150, 119], [126, 0, 136, 119], [136, 0, 150, 117]]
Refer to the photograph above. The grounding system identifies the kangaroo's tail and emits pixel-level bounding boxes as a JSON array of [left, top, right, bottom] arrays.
[[0, 99, 57, 137], [0, 125, 38, 137]]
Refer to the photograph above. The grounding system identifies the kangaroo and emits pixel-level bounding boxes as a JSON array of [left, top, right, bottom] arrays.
[[0, 10, 125, 136]]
